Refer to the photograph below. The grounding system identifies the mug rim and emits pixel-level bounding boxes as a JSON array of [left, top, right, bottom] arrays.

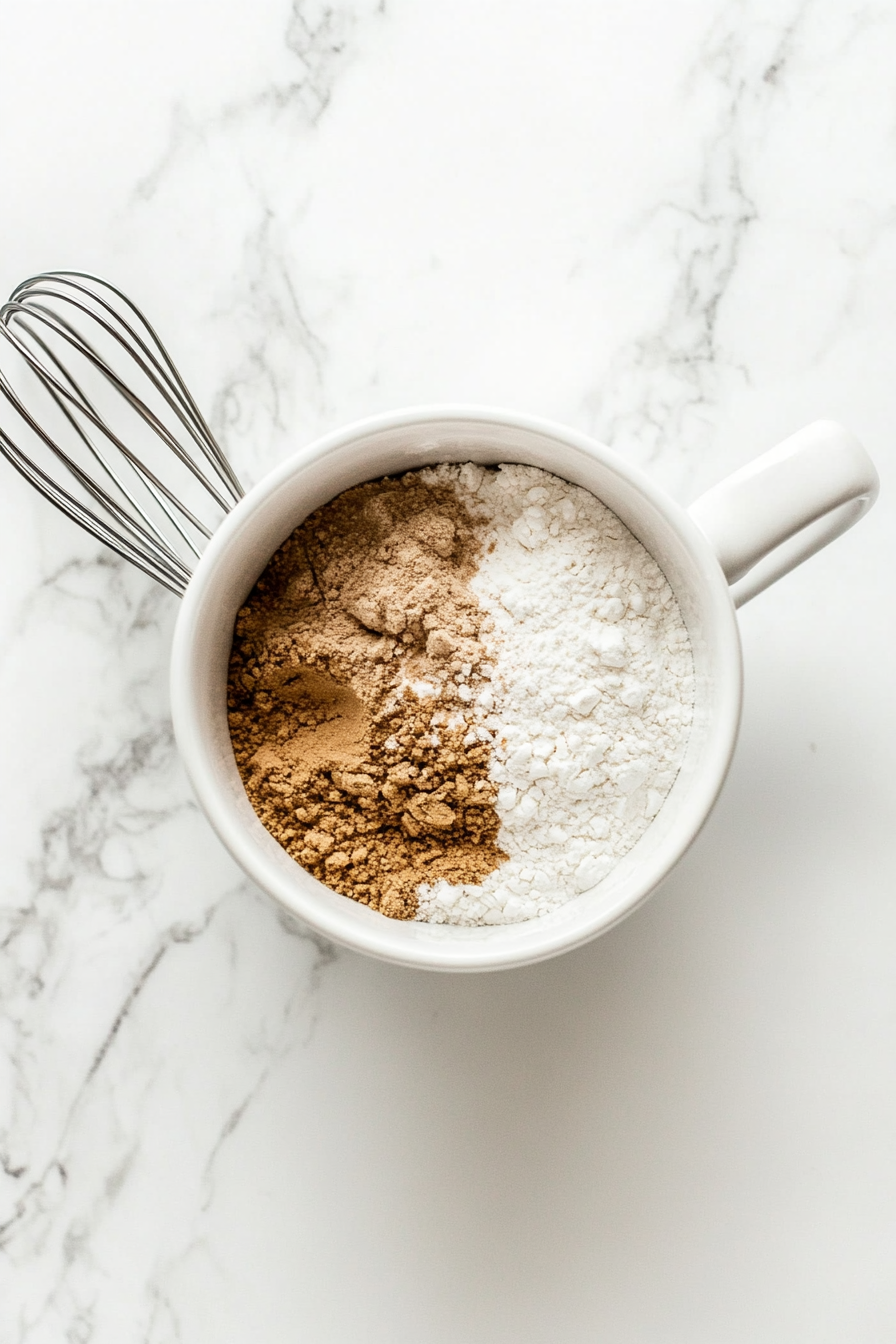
[[170, 404, 743, 971]]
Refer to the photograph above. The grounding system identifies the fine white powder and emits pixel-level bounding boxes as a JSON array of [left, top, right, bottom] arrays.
[[415, 462, 694, 926]]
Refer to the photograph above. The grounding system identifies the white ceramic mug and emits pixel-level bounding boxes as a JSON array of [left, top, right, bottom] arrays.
[[169, 406, 878, 972]]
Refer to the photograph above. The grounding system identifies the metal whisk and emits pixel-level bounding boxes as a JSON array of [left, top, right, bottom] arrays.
[[0, 271, 243, 596]]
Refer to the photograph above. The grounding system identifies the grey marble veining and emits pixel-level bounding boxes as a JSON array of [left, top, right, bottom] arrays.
[[1, 1, 895, 1339]]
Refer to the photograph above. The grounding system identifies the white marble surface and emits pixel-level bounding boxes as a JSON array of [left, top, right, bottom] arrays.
[[1, 1, 895, 1339]]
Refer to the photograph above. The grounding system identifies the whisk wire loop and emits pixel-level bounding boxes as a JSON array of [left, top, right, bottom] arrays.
[[0, 413, 191, 595], [4, 317, 197, 562], [0, 271, 244, 597], [12, 271, 241, 498], [4, 296, 236, 515]]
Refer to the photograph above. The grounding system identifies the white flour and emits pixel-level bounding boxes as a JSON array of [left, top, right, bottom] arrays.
[[415, 462, 694, 926]]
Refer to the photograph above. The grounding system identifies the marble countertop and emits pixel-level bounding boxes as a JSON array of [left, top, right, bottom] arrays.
[[2, 1, 895, 1339]]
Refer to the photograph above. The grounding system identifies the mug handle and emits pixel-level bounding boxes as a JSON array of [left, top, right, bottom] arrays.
[[687, 420, 879, 608]]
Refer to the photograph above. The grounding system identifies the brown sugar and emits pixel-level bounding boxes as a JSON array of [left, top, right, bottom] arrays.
[[226, 470, 506, 920]]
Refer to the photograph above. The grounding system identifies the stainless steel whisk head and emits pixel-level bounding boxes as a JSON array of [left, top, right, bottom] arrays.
[[0, 271, 243, 596]]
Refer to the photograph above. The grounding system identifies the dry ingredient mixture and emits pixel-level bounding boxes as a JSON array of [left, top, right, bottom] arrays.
[[227, 463, 694, 926], [227, 474, 505, 920]]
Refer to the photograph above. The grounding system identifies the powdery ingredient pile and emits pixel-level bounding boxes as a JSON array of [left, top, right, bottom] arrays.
[[227, 474, 505, 919], [227, 462, 694, 926], [417, 462, 694, 924]]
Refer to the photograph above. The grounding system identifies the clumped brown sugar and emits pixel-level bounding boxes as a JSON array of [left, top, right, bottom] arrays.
[[227, 472, 506, 920]]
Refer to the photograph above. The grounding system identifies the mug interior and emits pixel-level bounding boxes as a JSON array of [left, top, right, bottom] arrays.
[[171, 408, 742, 971]]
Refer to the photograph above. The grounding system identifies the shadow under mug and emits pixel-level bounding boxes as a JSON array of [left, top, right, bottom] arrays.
[[170, 406, 878, 972]]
